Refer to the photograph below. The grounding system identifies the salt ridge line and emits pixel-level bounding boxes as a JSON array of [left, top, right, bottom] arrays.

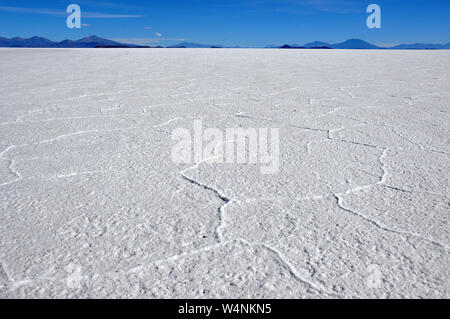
[[333, 148, 450, 251], [179, 140, 234, 243]]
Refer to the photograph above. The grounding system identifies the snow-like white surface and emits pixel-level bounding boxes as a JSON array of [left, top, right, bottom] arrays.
[[0, 48, 449, 298]]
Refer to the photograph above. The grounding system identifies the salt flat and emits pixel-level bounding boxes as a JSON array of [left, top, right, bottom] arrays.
[[0, 48, 449, 298]]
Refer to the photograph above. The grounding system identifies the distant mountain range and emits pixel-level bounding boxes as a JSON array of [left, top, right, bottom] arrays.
[[0, 36, 449, 50], [0, 36, 220, 48], [0, 36, 148, 48], [279, 39, 450, 50]]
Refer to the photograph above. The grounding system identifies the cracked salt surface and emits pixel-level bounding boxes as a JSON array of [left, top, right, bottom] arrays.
[[0, 48, 449, 298]]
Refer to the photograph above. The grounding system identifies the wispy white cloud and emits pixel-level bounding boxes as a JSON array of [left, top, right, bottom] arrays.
[[155, 33, 162, 37], [250, 0, 362, 14], [0, 6, 144, 18], [73, 1, 142, 10], [144, 26, 152, 30], [0, 6, 63, 15], [84, 12, 143, 18]]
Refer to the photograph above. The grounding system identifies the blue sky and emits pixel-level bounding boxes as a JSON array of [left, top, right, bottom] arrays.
[[0, 0, 449, 47]]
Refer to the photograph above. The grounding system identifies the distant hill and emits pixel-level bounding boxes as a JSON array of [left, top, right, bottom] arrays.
[[0, 35, 143, 48], [303, 41, 331, 48], [280, 44, 305, 49], [280, 44, 331, 49], [168, 42, 223, 48], [331, 39, 381, 49]]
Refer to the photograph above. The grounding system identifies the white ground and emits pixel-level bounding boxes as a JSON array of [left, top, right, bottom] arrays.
[[0, 48, 449, 299]]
